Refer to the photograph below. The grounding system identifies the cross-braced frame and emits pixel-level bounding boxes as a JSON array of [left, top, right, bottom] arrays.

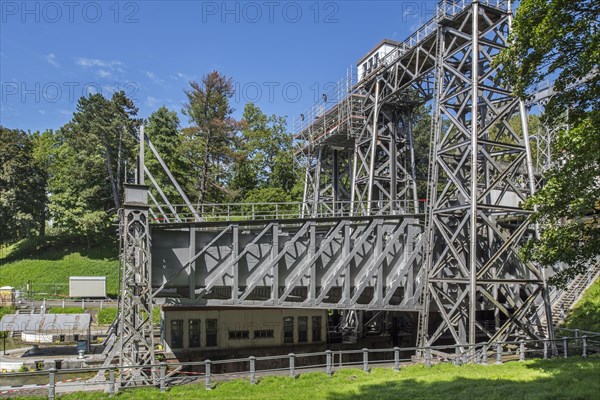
[[417, 1, 554, 349], [114, 186, 156, 385]]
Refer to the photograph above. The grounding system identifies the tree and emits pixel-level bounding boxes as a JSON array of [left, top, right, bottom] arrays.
[[498, 0, 598, 123], [48, 91, 139, 238], [497, 0, 600, 285], [410, 105, 432, 200], [69, 91, 139, 211], [30, 129, 55, 235], [144, 107, 190, 203], [231, 103, 297, 200], [0, 127, 47, 242], [182, 71, 241, 205]]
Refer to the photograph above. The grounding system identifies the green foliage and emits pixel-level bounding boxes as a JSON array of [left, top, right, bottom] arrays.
[[564, 278, 600, 332], [499, 0, 600, 281], [182, 71, 241, 204], [0, 234, 112, 262], [145, 107, 190, 203], [521, 113, 600, 284], [0, 306, 16, 320], [497, 0, 599, 122], [243, 187, 291, 203], [14, 357, 600, 400], [0, 127, 47, 243], [231, 103, 297, 199], [97, 307, 117, 325], [48, 91, 139, 238]]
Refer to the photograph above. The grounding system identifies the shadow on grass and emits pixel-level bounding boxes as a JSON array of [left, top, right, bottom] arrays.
[[0, 235, 118, 264], [327, 357, 600, 400]]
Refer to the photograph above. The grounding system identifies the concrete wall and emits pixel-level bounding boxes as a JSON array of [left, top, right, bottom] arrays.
[[162, 308, 328, 352]]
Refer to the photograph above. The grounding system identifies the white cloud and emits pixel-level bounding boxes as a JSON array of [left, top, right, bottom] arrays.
[[97, 69, 112, 78], [102, 85, 117, 94], [146, 96, 158, 107], [76, 57, 125, 77], [45, 53, 60, 68], [146, 71, 156, 80], [76, 57, 122, 68], [172, 72, 195, 82]]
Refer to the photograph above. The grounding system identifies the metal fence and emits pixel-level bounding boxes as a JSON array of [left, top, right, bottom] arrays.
[[2, 331, 599, 399]]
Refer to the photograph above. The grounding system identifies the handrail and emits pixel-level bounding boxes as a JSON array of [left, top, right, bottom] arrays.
[[2, 331, 598, 377], [149, 199, 426, 224]]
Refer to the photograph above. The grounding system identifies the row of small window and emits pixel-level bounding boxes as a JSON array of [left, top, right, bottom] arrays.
[[362, 53, 381, 77], [228, 329, 274, 340], [171, 318, 217, 349], [284, 316, 321, 343], [170, 316, 322, 348]]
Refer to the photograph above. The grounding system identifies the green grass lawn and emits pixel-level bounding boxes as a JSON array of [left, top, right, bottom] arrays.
[[0, 236, 119, 297], [47, 307, 87, 314], [13, 356, 600, 400], [97, 306, 159, 325]]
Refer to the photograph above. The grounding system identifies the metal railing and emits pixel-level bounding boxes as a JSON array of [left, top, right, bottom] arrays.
[[149, 200, 421, 224], [2, 331, 598, 399]]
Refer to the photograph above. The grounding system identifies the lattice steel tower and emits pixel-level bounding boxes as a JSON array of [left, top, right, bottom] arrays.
[[417, 0, 554, 348], [103, 130, 157, 386]]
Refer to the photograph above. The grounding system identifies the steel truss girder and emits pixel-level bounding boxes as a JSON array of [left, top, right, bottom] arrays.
[[417, 2, 553, 349], [151, 215, 423, 311]]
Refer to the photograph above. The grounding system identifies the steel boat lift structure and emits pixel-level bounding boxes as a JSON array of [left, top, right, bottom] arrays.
[[103, 0, 555, 386]]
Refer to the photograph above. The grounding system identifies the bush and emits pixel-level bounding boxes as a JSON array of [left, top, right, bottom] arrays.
[[97, 308, 118, 325]]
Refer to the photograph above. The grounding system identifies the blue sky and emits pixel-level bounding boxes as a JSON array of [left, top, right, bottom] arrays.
[[0, 1, 439, 133]]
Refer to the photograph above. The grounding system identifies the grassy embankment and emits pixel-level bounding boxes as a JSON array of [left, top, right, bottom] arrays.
[[0, 235, 119, 298], [563, 278, 600, 333]]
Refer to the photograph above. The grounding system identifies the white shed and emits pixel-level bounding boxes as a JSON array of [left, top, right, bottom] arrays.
[[69, 276, 106, 298]]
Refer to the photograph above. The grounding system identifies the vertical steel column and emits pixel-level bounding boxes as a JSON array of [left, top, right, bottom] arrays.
[[417, 24, 445, 351], [407, 116, 419, 213], [375, 219, 384, 303], [232, 225, 239, 301], [271, 223, 279, 302], [342, 224, 351, 302], [312, 147, 324, 217], [309, 223, 317, 303], [302, 162, 311, 218], [332, 149, 339, 214], [468, 0, 480, 347], [189, 228, 196, 299], [520, 99, 555, 344], [366, 79, 381, 215], [350, 147, 359, 215], [139, 126, 145, 185]]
